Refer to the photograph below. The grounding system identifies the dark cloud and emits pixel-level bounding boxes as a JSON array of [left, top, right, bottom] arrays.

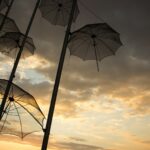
[[16, 78, 51, 103]]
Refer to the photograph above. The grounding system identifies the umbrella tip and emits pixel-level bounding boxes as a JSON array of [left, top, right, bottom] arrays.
[[58, 3, 63, 7], [91, 34, 96, 39], [9, 97, 14, 102]]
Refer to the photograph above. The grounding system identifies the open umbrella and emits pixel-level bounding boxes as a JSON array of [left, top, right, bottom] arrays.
[[0, 79, 45, 138], [0, 13, 19, 36], [0, 32, 35, 58], [68, 23, 123, 71], [0, 0, 15, 32], [39, 0, 79, 26], [0, 0, 9, 11]]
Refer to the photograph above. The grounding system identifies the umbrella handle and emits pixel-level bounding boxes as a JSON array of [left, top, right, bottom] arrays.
[[93, 39, 100, 71]]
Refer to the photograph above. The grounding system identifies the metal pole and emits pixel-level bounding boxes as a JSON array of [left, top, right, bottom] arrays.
[[0, 0, 15, 31], [0, 0, 41, 119], [0, 0, 2, 6], [41, 0, 77, 150]]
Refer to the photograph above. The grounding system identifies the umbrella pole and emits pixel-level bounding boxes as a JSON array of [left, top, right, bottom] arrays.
[[0, 0, 15, 30], [93, 40, 99, 71], [0, 0, 40, 119], [41, 0, 77, 150], [0, 0, 2, 6], [94, 48, 99, 72]]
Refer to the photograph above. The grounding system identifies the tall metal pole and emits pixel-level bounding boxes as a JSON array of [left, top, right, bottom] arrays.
[[0, 0, 41, 119], [41, 0, 77, 150], [0, 0, 15, 30], [0, 0, 2, 6]]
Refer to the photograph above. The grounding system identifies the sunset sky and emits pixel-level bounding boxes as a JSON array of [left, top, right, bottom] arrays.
[[0, 0, 150, 150]]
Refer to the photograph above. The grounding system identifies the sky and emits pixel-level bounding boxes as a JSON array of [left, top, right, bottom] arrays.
[[0, 0, 150, 150]]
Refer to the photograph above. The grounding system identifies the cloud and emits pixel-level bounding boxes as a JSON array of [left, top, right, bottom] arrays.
[[55, 142, 107, 150], [2, 0, 149, 119], [0, 134, 113, 150], [0, 1, 149, 150], [16, 79, 51, 100], [69, 137, 86, 142], [140, 140, 150, 145]]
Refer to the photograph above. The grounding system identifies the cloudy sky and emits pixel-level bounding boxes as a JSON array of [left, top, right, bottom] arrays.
[[0, 0, 150, 150]]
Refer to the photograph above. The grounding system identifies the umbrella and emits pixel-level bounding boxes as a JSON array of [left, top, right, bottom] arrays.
[[0, 79, 45, 138], [0, 13, 20, 36], [39, 0, 79, 26], [0, 32, 35, 58], [0, 0, 9, 11], [0, 0, 15, 32], [68, 23, 123, 71]]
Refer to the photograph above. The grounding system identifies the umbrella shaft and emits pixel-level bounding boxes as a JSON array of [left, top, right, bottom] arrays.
[[41, 0, 77, 150], [0, 0, 15, 31], [0, 0, 40, 119], [93, 40, 100, 71], [0, 0, 3, 6], [95, 49, 100, 72]]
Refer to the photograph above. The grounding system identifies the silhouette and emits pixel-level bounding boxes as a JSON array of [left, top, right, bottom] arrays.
[[0, 79, 45, 138]]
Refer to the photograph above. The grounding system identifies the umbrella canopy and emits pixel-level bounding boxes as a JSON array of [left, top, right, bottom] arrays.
[[0, 0, 9, 11], [0, 13, 19, 36], [39, 0, 79, 26], [0, 32, 35, 58], [68, 23, 123, 71], [0, 79, 45, 138]]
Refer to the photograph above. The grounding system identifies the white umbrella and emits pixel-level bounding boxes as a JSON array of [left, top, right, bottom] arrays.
[[68, 23, 123, 71], [0, 32, 35, 58], [39, 0, 79, 26]]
